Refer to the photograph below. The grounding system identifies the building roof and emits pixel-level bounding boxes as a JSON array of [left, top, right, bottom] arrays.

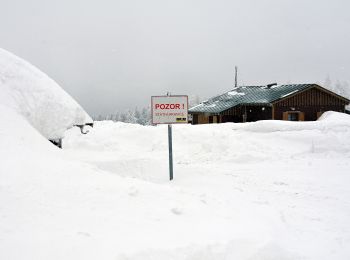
[[189, 84, 341, 114]]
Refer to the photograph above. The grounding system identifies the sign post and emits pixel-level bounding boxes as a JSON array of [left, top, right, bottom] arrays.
[[151, 95, 188, 181], [168, 124, 173, 180]]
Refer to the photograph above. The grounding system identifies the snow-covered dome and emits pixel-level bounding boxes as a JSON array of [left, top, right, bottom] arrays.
[[0, 48, 93, 140]]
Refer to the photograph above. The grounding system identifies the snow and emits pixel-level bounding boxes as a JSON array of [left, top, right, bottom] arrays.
[[189, 103, 204, 109], [227, 90, 245, 96], [0, 47, 349, 258], [0, 48, 92, 140], [280, 89, 299, 98], [1, 102, 350, 259]]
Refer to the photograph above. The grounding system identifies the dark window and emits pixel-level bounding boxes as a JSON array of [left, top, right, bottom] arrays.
[[288, 113, 299, 121]]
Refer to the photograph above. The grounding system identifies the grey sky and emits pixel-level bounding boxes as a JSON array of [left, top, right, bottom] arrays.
[[1, 0, 349, 116]]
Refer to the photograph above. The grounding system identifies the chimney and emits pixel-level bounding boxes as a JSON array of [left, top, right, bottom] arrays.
[[266, 83, 277, 89]]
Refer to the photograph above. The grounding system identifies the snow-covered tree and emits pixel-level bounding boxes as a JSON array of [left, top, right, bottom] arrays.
[[124, 109, 138, 124], [324, 75, 333, 90], [323, 76, 350, 99], [138, 107, 151, 125], [188, 94, 201, 107]]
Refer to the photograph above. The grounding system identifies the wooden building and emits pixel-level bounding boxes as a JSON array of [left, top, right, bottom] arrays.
[[189, 84, 350, 124]]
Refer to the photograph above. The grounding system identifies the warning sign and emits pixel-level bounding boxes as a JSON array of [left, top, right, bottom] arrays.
[[151, 95, 188, 124]]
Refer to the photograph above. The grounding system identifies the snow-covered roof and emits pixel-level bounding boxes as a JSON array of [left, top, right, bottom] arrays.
[[0, 48, 93, 139], [189, 84, 350, 113]]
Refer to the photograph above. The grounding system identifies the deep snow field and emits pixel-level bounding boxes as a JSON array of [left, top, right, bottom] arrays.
[[1, 109, 350, 259], [2, 47, 350, 259]]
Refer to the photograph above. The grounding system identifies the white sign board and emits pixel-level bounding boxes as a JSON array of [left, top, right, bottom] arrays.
[[151, 95, 188, 124]]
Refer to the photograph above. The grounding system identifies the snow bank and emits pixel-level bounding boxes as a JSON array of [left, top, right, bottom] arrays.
[[0, 48, 92, 139], [61, 113, 350, 259], [1, 78, 350, 260], [0, 106, 285, 260], [317, 110, 350, 122], [228, 111, 350, 133], [65, 112, 350, 167]]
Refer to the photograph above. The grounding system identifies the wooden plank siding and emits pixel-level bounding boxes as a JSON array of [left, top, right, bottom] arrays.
[[192, 114, 220, 124], [273, 87, 347, 121], [220, 106, 243, 122], [197, 114, 210, 124], [220, 105, 272, 123]]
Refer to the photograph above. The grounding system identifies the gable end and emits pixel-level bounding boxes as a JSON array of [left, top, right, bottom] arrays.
[[272, 84, 349, 106]]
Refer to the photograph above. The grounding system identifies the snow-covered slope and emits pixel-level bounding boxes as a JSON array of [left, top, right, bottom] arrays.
[[0, 48, 92, 139], [1, 107, 350, 259]]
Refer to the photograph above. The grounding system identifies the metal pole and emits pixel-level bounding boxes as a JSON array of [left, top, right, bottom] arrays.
[[168, 124, 173, 180], [235, 66, 238, 88]]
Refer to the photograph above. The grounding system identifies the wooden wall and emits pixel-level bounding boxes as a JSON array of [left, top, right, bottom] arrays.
[[192, 114, 210, 124], [191, 114, 220, 124], [220, 105, 272, 122], [273, 87, 347, 121], [245, 105, 272, 122]]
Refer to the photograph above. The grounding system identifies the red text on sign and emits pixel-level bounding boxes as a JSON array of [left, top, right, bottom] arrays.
[[155, 103, 183, 110]]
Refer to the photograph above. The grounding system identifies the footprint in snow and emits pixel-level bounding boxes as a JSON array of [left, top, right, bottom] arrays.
[[171, 208, 183, 215], [128, 187, 139, 196], [273, 181, 288, 186], [200, 194, 208, 204], [77, 231, 91, 237]]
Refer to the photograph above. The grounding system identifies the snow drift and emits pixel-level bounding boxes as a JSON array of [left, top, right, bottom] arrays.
[[1, 108, 350, 259], [0, 48, 92, 140], [1, 49, 350, 259]]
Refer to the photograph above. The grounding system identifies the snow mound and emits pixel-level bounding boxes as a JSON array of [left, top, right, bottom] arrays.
[[317, 110, 350, 122], [229, 111, 350, 133], [0, 48, 92, 139], [1, 108, 350, 259]]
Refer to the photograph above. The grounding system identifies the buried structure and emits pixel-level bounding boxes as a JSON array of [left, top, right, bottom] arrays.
[[0, 48, 93, 147], [189, 83, 350, 124]]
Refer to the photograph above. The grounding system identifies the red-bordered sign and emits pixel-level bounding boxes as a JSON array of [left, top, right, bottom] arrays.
[[151, 95, 188, 124]]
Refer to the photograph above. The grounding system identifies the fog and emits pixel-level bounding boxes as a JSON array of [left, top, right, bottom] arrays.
[[1, 0, 349, 116]]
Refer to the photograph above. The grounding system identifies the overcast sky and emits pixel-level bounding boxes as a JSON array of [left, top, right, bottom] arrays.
[[1, 0, 350, 116]]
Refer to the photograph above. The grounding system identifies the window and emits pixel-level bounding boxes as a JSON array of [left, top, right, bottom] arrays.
[[283, 111, 305, 121], [288, 113, 299, 121]]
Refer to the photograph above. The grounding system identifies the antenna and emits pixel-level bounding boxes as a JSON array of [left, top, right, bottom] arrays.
[[234, 66, 238, 88]]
